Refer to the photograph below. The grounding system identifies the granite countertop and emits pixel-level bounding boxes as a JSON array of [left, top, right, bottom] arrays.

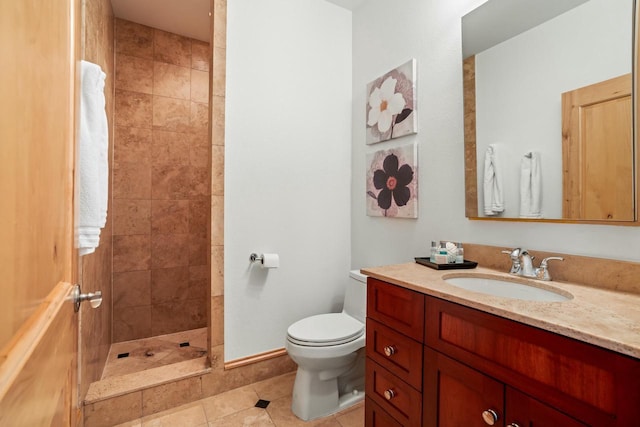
[[361, 262, 640, 359]]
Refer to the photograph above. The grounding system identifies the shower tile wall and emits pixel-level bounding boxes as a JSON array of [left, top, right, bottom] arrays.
[[112, 19, 211, 343]]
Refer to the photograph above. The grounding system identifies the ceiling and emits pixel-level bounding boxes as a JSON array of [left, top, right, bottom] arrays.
[[110, 0, 211, 42], [111, 0, 366, 43]]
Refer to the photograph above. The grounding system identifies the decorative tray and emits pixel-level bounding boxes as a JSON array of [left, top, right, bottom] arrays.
[[414, 257, 478, 270]]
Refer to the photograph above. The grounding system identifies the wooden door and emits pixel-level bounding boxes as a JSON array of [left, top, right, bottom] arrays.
[[0, 0, 81, 425], [562, 74, 633, 220], [506, 387, 588, 427], [423, 348, 504, 427]]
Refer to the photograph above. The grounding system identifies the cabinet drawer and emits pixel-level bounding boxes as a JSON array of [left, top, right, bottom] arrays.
[[425, 295, 640, 426], [365, 397, 402, 427], [367, 278, 424, 342], [367, 318, 423, 390], [366, 359, 422, 427]]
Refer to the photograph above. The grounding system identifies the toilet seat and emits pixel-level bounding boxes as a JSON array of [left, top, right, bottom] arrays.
[[287, 313, 364, 347]]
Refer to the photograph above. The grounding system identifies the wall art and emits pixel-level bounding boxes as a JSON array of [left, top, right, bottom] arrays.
[[366, 59, 417, 144], [366, 143, 418, 218]]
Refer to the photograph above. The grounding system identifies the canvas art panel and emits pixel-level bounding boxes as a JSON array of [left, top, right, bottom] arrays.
[[366, 143, 418, 218], [366, 59, 417, 144]]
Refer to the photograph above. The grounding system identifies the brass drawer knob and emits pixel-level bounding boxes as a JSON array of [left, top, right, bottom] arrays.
[[383, 389, 396, 400], [508, 423, 521, 427], [383, 345, 397, 357], [482, 409, 499, 425]]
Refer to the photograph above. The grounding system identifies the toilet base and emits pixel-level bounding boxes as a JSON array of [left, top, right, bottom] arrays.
[[290, 349, 365, 421]]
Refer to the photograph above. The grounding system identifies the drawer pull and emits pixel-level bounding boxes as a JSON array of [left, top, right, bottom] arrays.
[[482, 409, 499, 425], [383, 345, 397, 357], [508, 424, 521, 427], [383, 389, 396, 400]]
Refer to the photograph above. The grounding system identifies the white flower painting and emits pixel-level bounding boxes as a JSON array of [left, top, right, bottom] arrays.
[[366, 59, 417, 144]]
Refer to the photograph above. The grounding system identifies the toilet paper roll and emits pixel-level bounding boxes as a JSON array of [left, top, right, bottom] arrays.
[[261, 253, 279, 269]]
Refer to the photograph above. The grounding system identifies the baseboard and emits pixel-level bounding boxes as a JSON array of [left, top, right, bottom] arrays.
[[224, 348, 288, 370]]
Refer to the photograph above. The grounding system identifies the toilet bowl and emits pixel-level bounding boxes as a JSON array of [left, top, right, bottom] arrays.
[[285, 270, 367, 421]]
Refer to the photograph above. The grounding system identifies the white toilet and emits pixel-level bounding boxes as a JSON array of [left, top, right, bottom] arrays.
[[285, 270, 367, 421]]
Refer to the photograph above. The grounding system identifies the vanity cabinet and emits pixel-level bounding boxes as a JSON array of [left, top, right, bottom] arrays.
[[365, 278, 640, 427], [365, 278, 425, 426]]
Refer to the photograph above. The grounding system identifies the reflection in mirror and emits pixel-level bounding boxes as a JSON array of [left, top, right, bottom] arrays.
[[462, 0, 635, 222]]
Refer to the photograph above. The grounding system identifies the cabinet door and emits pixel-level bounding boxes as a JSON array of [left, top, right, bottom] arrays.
[[424, 348, 503, 427], [506, 387, 588, 427]]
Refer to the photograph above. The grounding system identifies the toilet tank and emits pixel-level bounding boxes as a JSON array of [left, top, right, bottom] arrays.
[[343, 270, 367, 323]]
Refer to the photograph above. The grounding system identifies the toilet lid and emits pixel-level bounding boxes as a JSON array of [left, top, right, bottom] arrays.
[[287, 313, 364, 347]]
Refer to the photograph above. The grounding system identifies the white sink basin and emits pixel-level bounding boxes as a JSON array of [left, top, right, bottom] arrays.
[[443, 275, 571, 302]]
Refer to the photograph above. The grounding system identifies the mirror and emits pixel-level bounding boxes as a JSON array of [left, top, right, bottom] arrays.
[[462, 0, 637, 223]]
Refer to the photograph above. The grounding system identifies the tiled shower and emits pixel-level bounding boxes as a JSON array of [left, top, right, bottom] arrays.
[[111, 19, 211, 343]]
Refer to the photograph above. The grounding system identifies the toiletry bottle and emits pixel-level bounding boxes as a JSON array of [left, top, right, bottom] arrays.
[[430, 241, 437, 262], [455, 242, 464, 264]]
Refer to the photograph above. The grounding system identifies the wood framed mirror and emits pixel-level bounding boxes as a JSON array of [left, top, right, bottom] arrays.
[[463, 0, 639, 225]]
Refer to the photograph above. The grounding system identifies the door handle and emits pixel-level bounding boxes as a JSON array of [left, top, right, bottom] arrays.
[[71, 284, 102, 312]]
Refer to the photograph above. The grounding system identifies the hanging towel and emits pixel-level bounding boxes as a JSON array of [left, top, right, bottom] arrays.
[[519, 152, 542, 218], [75, 60, 109, 256], [483, 144, 504, 216]]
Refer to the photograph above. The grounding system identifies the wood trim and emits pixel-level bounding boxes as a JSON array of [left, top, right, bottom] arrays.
[[463, 55, 478, 218], [224, 348, 288, 370], [0, 281, 73, 400]]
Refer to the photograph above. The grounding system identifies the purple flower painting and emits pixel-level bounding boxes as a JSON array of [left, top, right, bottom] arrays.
[[366, 59, 417, 144], [366, 144, 418, 218]]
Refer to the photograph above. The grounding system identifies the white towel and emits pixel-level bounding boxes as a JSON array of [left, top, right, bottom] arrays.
[[519, 152, 542, 218], [75, 60, 109, 256], [483, 144, 504, 216]]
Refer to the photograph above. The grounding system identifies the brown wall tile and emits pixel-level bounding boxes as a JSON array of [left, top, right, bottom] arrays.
[[151, 298, 207, 336], [153, 62, 191, 99], [141, 376, 202, 416], [113, 234, 151, 273], [115, 54, 153, 94], [153, 96, 191, 132], [211, 246, 224, 297], [113, 199, 151, 235], [113, 163, 151, 199], [211, 145, 224, 196], [191, 41, 210, 72], [189, 200, 209, 234], [189, 167, 210, 199], [113, 305, 152, 342], [84, 391, 142, 427], [151, 200, 189, 233], [154, 29, 191, 68], [113, 126, 152, 168], [211, 96, 225, 145], [151, 267, 190, 304], [116, 19, 153, 59], [190, 144, 210, 169], [151, 130, 190, 167], [113, 270, 151, 308], [191, 69, 209, 103], [213, 0, 227, 49], [115, 89, 153, 128], [151, 233, 189, 268], [211, 47, 225, 97], [189, 233, 208, 266], [211, 196, 224, 246], [151, 164, 191, 200], [190, 101, 209, 134]]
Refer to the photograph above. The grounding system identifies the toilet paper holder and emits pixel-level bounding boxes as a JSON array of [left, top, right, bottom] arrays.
[[249, 253, 263, 263]]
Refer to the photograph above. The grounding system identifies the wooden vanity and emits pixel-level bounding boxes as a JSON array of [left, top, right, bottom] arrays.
[[362, 266, 640, 427]]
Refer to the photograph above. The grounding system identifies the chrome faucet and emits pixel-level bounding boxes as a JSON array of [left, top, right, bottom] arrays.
[[502, 248, 564, 281]]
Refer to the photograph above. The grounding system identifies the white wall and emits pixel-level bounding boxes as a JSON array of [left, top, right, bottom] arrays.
[[225, 0, 352, 361], [351, 0, 640, 271], [475, 0, 631, 218]]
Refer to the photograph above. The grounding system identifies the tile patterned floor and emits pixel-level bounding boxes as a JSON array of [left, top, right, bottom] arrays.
[[112, 372, 364, 427], [103, 328, 208, 379]]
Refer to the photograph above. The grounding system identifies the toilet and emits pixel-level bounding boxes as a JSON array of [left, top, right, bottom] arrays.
[[285, 270, 367, 421]]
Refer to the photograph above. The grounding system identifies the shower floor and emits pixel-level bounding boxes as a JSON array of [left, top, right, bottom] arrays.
[[101, 327, 207, 379]]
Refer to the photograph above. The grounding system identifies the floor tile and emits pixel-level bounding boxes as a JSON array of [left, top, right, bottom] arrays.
[[207, 407, 274, 427], [251, 372, 296, 402], [266, 396, 341, 427], [201, 385, 259, 420], [335, 402, 364, 427], [142, 402, 207, 426]]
